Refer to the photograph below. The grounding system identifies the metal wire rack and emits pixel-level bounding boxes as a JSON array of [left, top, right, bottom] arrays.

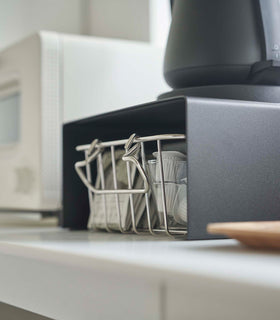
[[75, 133, 187, 237]]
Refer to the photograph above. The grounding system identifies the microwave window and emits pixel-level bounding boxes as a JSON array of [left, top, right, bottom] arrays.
[[0, 93, 20, 144]]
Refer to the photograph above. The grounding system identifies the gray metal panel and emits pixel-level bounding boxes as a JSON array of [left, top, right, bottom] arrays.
[[187, 97, 280, 240]]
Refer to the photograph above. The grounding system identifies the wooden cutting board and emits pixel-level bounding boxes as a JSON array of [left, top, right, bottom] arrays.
[[207, 221, 280, 249]]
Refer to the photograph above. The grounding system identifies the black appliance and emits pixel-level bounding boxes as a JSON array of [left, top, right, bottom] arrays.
[[161, 0, 280, 99]]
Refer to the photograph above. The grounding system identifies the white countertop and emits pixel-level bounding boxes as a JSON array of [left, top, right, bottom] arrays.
[[0, 226, 279, 319], [0, 227, 279, 287]]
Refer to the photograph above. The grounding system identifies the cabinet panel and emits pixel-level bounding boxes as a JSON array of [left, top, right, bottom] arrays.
[[0, 253, 161, 320], [166, 280, 280, 320]]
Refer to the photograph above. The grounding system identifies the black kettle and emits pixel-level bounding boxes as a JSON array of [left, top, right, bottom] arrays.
[[164, 0, 280, 88]]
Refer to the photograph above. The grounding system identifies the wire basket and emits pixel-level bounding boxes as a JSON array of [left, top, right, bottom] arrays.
[[75, 133, 187, 237]]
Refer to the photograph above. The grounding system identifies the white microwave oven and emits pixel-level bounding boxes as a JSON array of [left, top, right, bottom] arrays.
[[0, 31, 168, 213]]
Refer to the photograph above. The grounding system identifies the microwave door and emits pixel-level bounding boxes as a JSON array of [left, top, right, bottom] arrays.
[[0, 73, 20, 146]]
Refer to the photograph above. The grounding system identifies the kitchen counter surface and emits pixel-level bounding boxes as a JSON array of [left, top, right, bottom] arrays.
[[0, 226, 279, 319]]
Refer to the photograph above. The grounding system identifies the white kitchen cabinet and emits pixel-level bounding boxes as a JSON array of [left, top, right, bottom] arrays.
[[0, 228, 279, 319]]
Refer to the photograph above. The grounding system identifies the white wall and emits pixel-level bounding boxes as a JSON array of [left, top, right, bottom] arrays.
[[149, 0, 171, 47], [85, 0, 150, 42], [0, 0, 171, 51], [0, 0, 83, 50], [85, 0, 171, 47]]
